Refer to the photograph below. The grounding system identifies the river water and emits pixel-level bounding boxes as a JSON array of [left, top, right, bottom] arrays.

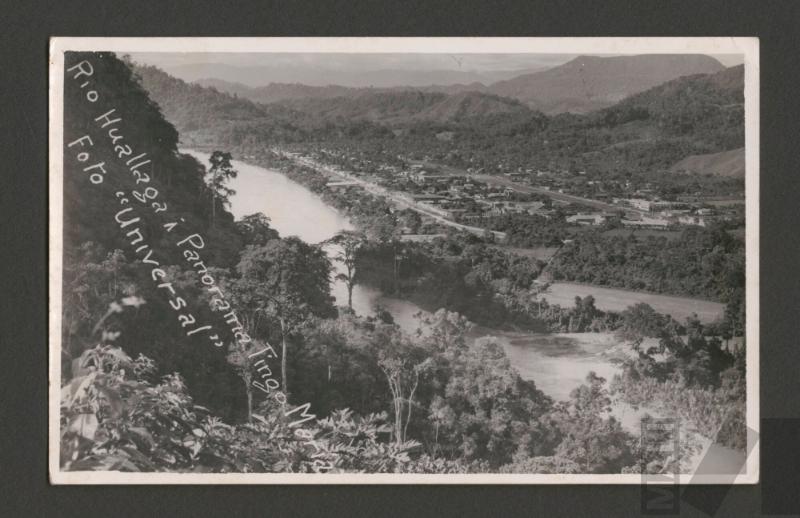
[[185, 150, 744, 473]]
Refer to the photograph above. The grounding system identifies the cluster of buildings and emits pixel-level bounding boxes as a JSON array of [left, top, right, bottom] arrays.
[[566, 213, 609, 226], [612, 198, 727, 228], [390, 165, 553, 222], [564, 201, 729, 229], [411, 195, 549, 221], [295, 149, 741, 232]]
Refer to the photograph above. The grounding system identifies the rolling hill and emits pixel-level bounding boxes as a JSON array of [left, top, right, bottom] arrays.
[[593, 65, 744, 148], [196, 78, 357, 104], [278, 90, 532, 124], [488, 54, 726, 114], [135, 59, 744, 175], [134, 65, 304, 131], [670, 148, 745, 177], [192, 55, 727, 117], [195, 78, 498, 105], [140, 65, 531, 128]]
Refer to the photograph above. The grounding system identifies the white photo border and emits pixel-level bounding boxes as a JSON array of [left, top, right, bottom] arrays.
[[49, 36, 760, 485]]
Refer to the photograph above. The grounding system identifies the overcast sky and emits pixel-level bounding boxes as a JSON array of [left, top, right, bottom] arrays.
[[132, 52, 744, 70], [130, 52, 745, 87], [131, 52, 578, 70]]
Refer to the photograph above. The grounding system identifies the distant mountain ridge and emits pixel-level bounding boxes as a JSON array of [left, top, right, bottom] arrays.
[[195, 78, 494, 105], [135, 60, 744, 176], [168, 63, 538, 88], [196, 79, 356, 103], [134, 64, 536, 139], [488, 54, 726, 114], [277, 90, 531, 124], [194, 54, 726, 115]]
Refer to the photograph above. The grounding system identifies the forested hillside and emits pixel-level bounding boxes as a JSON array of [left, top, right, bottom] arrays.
[[195, 78, 497, 105], [193, 54, 725, 116], [487, 54, 725, 114], [62, 53, 248, 419], [196, 78, 357, 104], [278, 90, 531, 124], [136, 61, 743, 176], [591, 65, 744, 149]]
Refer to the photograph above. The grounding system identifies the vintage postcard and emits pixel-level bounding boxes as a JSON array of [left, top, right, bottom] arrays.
[[49, 37, 759, 484]]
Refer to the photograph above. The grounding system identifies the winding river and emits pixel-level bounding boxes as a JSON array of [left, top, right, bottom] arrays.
[[184, 150, 745, 474]]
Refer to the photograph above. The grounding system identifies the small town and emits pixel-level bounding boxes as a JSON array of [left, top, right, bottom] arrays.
[[267, 147, 744, 242]]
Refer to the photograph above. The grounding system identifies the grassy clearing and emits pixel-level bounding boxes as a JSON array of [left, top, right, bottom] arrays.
[[543, 282, 725, 324]]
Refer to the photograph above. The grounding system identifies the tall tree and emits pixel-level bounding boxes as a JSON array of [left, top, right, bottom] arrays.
[[207, 151, 237, 226], [225, 337, 269, 423], [616, 303, 665, 351], [392, 241, 410, 296], [326, 230, 366, 310], [232, 238, 335, 396], [235, 213, 279, 246], [376, 332, 433, 445], [553, 372, 636, 473]]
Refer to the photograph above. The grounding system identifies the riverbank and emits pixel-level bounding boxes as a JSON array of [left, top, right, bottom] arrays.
[[190, 146, 730, 334], [237, 148, 730, 323]]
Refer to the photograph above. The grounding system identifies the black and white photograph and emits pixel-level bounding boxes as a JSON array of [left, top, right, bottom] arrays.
[[49, 37, 759, 484]]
